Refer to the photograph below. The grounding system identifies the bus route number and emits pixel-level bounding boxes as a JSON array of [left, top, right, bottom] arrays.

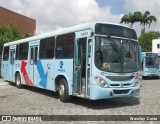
[[81, 32, 88, 37]]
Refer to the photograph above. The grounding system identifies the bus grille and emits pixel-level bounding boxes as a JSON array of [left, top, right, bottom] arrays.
[[113, 90, 130, 94], [106, 76, 134, 81]]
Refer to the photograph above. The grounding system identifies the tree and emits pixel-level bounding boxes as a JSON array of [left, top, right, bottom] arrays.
[[138, 31, 160, 52], [120, 11, 157, 34], [120, 12, 137, 27], [0, 23, 31, 54], [134, 11, 157, 34]]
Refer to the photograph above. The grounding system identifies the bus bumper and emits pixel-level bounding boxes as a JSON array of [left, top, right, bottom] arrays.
[[89, 84, 140, 100], [143, 73, 159, 77]]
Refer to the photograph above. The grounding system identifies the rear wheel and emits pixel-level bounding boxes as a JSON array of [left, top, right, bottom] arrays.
[[15, 73, 22, 88], [58, 78, 71, 102]]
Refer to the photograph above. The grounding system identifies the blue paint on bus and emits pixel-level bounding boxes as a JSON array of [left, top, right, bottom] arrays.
[[37, 60, 48, 89]]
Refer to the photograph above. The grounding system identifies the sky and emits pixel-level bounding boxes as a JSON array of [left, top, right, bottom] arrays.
[[0, 0, 160, 36]]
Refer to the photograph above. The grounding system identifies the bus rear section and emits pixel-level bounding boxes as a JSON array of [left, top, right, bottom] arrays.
[[141, 52, 160, 79]]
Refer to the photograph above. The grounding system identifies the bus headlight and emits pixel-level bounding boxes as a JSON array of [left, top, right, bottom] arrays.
[[94, 76, 109, 88], [133, 80, 140, 87], [133, 73, 141, 87], [145, 70, 150, 73], [133, 81, 139, 86]]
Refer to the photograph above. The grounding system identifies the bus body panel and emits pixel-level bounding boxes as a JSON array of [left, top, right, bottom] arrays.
[[1, 61, 9, 80], [51, 59, 73, 95]]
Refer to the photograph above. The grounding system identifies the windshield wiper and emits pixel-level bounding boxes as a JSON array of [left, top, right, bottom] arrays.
[[106, 36, 119, 52]]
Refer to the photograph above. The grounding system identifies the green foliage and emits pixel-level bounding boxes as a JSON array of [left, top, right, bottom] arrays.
[[0, 23, 31, 53], [138, 31, 160, 52], [134, 11, 157, 26], [120, 11, 157, 34], [120, 12, 137, 27], [134, 11, 157, 34]]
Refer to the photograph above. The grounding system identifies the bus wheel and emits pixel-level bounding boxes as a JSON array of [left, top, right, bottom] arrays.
[[58, 79, 71, 102], [15, 73, 22, 88], [155, 76, 159, 79], [142, 76, 146, 79]]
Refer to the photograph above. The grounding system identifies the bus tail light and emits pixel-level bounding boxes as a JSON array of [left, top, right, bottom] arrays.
[[94, 76, 109, 88]]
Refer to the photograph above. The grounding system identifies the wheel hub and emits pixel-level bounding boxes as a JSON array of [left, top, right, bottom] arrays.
[[59, 84, 65, 96]]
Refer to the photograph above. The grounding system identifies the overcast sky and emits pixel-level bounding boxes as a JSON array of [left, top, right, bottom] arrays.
[[0, 0, 160, 36]]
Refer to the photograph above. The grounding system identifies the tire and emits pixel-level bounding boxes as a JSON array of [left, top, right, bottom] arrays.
[[58, 78, 71, 102], [155, 76, 159, 79], [15, 73, 22, 88], [142, 76, 146, 79]]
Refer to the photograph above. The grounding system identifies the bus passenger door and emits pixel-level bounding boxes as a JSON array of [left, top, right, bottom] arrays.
[[86, 38, 91, 97], [9, 49, 15, 81], [74, 39, 82, 94], [74, 37, 91, 97], [30, 46, 38, 85]]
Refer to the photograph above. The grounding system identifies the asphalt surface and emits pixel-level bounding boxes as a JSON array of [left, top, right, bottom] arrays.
[[0, 78, 160, 124]]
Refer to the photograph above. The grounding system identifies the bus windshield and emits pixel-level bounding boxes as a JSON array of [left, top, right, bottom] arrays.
[[95, 36, 140, 73], [145, 56, 159, 68]]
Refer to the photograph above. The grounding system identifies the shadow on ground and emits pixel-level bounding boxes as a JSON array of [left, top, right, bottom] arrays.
[[70, 96, 140, 110], [142, 77, 160, 80], [8, 81, 140, 110]]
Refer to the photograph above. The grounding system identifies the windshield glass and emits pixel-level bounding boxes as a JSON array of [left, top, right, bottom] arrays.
[[95, 36, 140, 73], [145, 56, 159, 68]]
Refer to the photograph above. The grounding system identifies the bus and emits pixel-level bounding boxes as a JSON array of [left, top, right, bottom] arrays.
[[141, 52, 160, 79], [158, 53, 160, 69], [1, 22, 141, 102]]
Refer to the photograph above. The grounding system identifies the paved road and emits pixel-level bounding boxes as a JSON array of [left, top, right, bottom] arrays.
[[0, 78, 160, 124]]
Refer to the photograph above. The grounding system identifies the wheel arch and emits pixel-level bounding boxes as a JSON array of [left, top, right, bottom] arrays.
[[54, 74, 72, 95], [15, 71, 22, 83]]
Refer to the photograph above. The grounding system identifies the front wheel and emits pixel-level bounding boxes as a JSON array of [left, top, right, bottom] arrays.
[[15, 73, 22, 88], [154, 76, 159, 79], [58, 79, 71, 102]]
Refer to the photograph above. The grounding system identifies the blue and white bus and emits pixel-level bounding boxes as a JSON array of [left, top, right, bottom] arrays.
[[1, 22, 141, 102], [158, 53, 160, 69], [141, 52, 160, 79]]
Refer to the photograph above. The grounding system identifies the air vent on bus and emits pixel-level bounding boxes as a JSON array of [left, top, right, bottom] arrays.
[[113, 90, 130, 94], [106, 76, 134, 81]]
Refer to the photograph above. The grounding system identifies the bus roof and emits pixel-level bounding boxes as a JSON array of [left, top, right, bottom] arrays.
[[4, 22, 133, 46]]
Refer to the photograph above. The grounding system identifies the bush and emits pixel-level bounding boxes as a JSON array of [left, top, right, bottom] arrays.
[[138, 31, 160, 52]]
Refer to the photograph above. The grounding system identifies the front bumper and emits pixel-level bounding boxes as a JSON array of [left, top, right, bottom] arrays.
[[143, 73, 159, 77], [89, 84, 140, 100]]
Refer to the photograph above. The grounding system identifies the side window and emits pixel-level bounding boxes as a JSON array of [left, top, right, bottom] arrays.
[[3, 46, 9, 61], [39, 36, 55, 59], [56, 33, 75, 58], [18, 42, 29, 60], [157, 44, 160, 49]]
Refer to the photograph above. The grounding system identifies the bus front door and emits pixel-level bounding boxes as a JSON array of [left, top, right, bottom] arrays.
[[74, 38, 91, 97], [29, 46, 38, 85]]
